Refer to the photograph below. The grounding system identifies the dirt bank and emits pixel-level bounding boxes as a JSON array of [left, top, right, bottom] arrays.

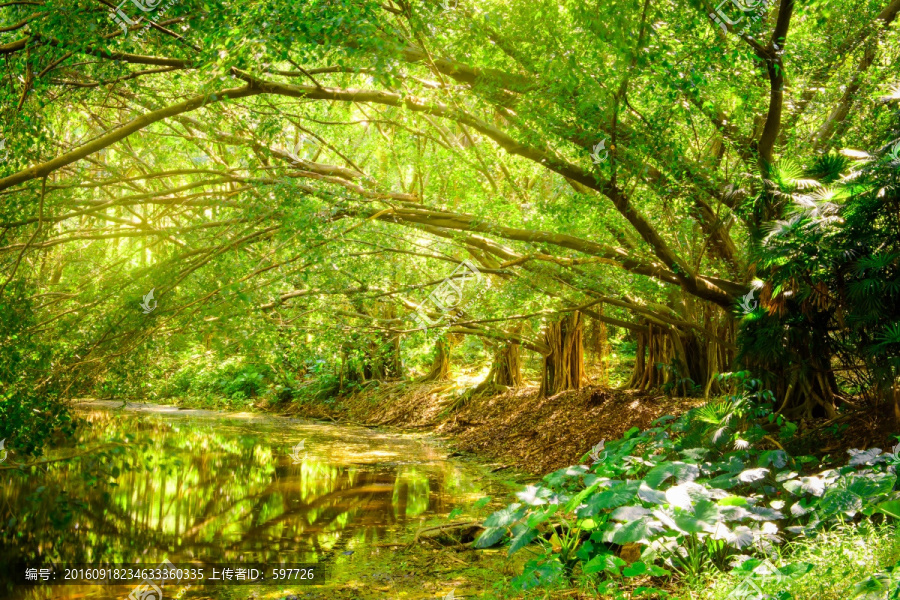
[[280, 381, 703, 475]]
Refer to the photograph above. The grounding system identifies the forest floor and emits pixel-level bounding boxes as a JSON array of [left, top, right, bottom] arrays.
[[272, 376, 897, 476], [275, 380, 704, 475]]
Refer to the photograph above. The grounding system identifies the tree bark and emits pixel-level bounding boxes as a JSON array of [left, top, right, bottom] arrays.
[[422, 336, 454, 382], [473, 341, 524, 395], [540, 311, 585, 397]]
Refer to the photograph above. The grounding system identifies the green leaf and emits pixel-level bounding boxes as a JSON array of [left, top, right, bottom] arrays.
[[484, 503, 524, 527], [634, 586, 670, 597], [759, 450, 788, 468], [516, 485, 553, 506], [583, 552, 625, 575], [508, 527, 538, 555], [646, 564, 671, 577], [610, 505, 652, 521], [526, 505, 558, 528], [577, 480, 640, 516], [738, 467, 769, 483], [780, 562, 814, 577], [623, 561, 648, 577], [474, 526, 507, 548], [718, 495, 749, 506], [819, 489, 862, 516], [875, 500, 900, 519], [605, 517, 664, 544], [846, 473, 895, 498], [566, 478, 608, 512], [644, 462, 700, 488], [473, 496, 491, 510], [543, 465, 589, 487]]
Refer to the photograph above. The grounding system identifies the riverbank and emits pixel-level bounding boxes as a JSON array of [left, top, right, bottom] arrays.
[[271, 381, 703, 475], [156, 375, 894, 477], [57, 388, 900, 600]]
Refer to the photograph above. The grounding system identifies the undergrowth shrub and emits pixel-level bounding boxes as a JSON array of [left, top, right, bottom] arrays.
[[159, 357, 270, 405], [476, 372, 900, 598]]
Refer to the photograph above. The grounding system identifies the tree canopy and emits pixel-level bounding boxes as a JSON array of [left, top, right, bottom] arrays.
[[1, 0, 898, 442]]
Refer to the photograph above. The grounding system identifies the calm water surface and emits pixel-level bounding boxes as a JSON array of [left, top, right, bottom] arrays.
[[2, 401, 500, 599]]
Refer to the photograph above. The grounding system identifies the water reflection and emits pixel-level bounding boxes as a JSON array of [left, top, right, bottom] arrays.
[[1, 401, 491, 599]]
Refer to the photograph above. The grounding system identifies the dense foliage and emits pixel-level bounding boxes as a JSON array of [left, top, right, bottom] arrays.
[[477, 373, 900, 596], [0, 0, 899, 595]]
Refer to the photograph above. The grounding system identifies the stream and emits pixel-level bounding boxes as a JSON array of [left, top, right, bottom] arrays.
[[1, 401, 509, 599]]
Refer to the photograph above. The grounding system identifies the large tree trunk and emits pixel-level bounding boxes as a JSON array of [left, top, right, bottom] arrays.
[[588, 312, 610, 387], [540, 311, 585, 397], [493, 342, 524, 387], [422, 336, 454, 382], [625, 319, 734, 397], [738, 294, 840, 420], [471, 341, 524, 396], [347, 303, 403, 383]]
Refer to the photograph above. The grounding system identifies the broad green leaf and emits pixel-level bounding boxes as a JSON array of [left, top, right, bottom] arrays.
[[738, 467, 769, 483], [474, 526, 506, 548], [644, 462, 700, 489], [565, 477, 609, 512], [577, 480, 640, 516], [484, 503, 524, 527], [876, 500, 900, 519], [623, 561, 648, 577], [819, 489, 862, 516], [759, 450, 788, 468], [635, 585, 671, 597], [516, 485, 553, 506], [583, 552, 625, 575], [845, 473, 895, 498], [508, 527, 538, 555], [604, 517, 664, 544], [526, 505, 558, 528], [718, 495, 748, 506], [610, 505, 652, 521], [473, 497, 491, 510], [665, 482, 710, 508]]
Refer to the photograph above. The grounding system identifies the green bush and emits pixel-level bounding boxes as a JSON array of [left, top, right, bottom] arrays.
[[158, 357, 270, 404], [476, 373, 900, 598]]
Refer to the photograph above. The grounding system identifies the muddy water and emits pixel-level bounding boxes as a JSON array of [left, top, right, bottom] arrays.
[[1, 401, 503, 599]]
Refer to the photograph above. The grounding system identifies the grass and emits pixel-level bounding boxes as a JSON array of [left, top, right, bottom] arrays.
[[680, 522, 900, 600], [487, 522, 900, 599]]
